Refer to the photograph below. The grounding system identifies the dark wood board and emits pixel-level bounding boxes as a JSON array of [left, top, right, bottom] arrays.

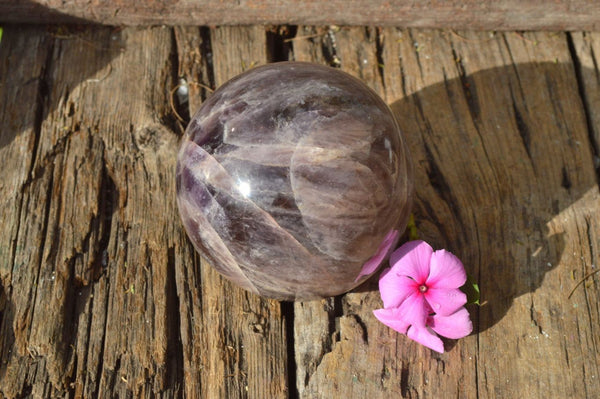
[[2, 1, 600, 31], [0, 25, 599, 398]]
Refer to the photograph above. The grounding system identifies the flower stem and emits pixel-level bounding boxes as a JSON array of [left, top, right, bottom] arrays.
[[568, 269, 600, 299]]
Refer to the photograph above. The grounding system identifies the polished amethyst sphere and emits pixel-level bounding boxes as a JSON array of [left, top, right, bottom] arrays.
[[176, 62, 413, 300]]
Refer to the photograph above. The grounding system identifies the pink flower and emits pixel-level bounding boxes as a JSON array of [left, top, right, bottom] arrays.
[[373, 240, 473, 353]]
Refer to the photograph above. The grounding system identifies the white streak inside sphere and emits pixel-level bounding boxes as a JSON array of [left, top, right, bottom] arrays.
[[238, 180, 251, 197]]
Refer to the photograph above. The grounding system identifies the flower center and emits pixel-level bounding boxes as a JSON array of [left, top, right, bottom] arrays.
[[419, 284, 428, 293]]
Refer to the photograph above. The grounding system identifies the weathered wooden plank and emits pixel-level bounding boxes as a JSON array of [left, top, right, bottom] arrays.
[[2, 0, 600, 30], [291, 28, 600, 398], [0, 24, 291, 399], [171, 25, 212, 399], [179, 25, 289, 399], [570, 32, 600, 156], [411, 30, 599, 398], [2, 23, 599, 399], [0, 27, 57, 398], [292, 26, 422, 399], [392, 29, 599, 398], [173, 26, 213, 119], [0, 25, 186, 398], [57, 26, 185, 398]]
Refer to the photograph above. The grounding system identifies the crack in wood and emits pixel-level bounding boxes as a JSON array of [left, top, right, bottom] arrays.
[[529, 299, 544, 335], [407, 29, 425, 82], [511, 100, 533, 161], [200, 27, 215, 94], [327, 296, 343, 348], [266, 25, 296, 63], [89, 163, 114, 284], [567, 32, 600, 186], [374, 27, 386, 91], [169, 28, 191, 127], [451, 48, 481, 123], [281, 301, 298, 399], [165, 246, 184, 397], [27, 38, 54, 188]]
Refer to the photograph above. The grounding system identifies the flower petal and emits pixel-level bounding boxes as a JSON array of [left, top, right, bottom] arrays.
[[373, 308, 410, 334], [429, 307, 473, 339], [427, 249, 467, 289], [406, 326, 444, 353], [389, 240, 433, 283], [396, 292, 429, 328], [424, 287, 467, 316], [355, 230, 400, 282], [379, 267, 419, 308]]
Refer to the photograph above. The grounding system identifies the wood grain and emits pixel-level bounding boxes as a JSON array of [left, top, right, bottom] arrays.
[[192, 25, 289, 399], [571, 32, 600, 155], [0, 24, 287, 399], [2, 0, 600, 30], [290, 28, 600, 397], [1, 24, 599, 398]]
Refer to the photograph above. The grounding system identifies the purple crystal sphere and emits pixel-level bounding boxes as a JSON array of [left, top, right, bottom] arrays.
[[176, 62, 413, 300]]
